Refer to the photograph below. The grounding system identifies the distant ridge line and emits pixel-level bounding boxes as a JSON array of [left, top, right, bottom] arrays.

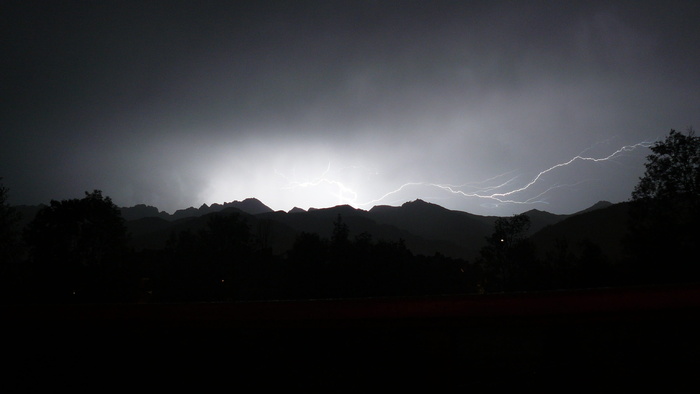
[[117, 198, 614, 222]]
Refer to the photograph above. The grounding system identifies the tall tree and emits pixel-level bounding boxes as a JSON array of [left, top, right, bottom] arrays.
[[24, 190, 129, 302], [0, 179, 23, 303], [632, 128, 700, 204], [0, 178, 20, 263], [158, 212, 253, 302], [627, 128, 700, 283], [479, 213, 534, 292]]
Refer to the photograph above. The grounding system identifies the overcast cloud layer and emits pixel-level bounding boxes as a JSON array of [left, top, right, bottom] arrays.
[[2, 1, 699, 215]]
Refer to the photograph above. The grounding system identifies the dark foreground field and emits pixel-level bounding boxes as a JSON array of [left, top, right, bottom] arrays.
[[4, 284, 700, 392]]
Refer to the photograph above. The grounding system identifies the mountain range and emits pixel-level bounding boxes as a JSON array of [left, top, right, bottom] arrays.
[[116, 198, 624, 262]]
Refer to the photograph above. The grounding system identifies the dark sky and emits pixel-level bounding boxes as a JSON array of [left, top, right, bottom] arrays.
[[2, 1, 699, 215]]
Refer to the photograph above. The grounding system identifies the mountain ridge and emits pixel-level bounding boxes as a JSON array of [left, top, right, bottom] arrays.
[[117, 197, 613, 221], [119, 198, 274, 221], [117, 198, 616, 261], [11, 198, 618, 262]]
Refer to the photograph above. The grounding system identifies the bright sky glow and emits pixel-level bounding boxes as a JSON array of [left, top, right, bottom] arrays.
[[2, 2, 698, 216]]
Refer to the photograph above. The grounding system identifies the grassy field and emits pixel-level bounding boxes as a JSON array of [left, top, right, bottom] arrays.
[[4, 284, 700, 391]]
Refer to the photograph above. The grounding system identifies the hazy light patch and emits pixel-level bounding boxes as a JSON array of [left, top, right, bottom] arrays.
[[62, 113, 660, 217], [197, 139, 382, 212], [191, 126, 654, 216]]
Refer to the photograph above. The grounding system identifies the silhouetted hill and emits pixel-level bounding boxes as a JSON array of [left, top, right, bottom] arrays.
[[120, 204, 170, 221], [259, 203, 467, 258], [11, 197, 620, 262], [521, 208, 568, 234], [572, 200, 614, 215], [170, 198, 274, 220], [125, 215, 204, 251], [121, 198, 618, 262], [521, 201, 612, 234], [124, 206, 298, 255], [368, 199, 495, 260], [15, 198, 626, 261], [366, 199, 609, 260], [261, 204, 371, 239], [124, 216, 174, 249], [530, 201, 630, 262], [120, 199, 617, 261], [120, 198, 274, 221]]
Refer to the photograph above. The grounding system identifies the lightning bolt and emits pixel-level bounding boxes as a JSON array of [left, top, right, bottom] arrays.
[[472, 141, 654, 201], [276, 140, 655, 210], [275, 162, 359, 205], [357, 140, 655, 208]]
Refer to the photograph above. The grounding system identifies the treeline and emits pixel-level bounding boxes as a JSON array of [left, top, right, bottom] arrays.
[[145, 213, 479, 302], [0, 188, 697, 305], [0, 190, 479, 303]]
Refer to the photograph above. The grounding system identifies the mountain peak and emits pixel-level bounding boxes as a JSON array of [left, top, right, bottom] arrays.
[[402, 199, 427, 207], [401, 199, 446, 211], [317, 204, 365, 214], [574, 200, 613, 215], [223, 198, 273, 215], [591, 200, 613, 209]]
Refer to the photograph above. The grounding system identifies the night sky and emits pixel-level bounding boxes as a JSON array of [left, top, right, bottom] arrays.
[[2, 1, 699, 216]]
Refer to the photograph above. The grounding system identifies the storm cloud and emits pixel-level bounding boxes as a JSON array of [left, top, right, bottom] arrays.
[[2, 1, 699, 215]]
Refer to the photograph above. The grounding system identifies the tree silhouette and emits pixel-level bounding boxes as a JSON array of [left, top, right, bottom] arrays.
[[479, 213, 534, 292], [331, 214, 350, 249], [0, 179, 23, 302], [200, 212, 251, 301], [545, 237, 616, 290], [24, 190, 130, 302], [0, 179, 20, 262], [632, 128, 700, 203], [627, 128, 700, 283], [285, 231, 329, 298], [158, 212, 252, 302]]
